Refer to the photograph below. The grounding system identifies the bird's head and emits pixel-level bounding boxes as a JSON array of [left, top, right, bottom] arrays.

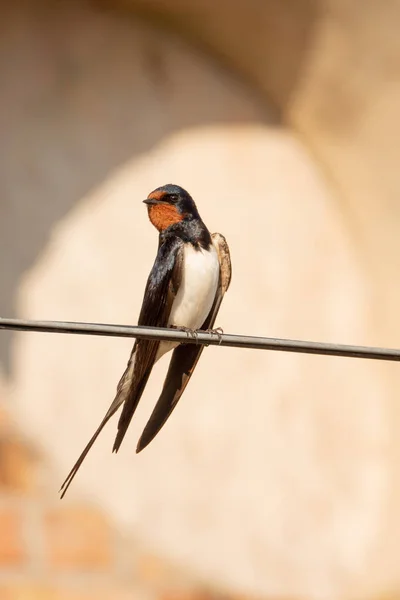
[[143, 184, 199, 232]]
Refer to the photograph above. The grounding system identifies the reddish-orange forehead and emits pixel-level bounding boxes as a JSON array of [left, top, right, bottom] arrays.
[[147, 190, 165, 202], [147, 203, 183, 231]]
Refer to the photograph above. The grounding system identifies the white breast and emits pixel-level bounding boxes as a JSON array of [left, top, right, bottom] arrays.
[[168, 243, 220, 330]]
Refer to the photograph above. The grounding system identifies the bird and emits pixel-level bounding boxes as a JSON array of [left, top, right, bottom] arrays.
[[60, 183, 231, 497]]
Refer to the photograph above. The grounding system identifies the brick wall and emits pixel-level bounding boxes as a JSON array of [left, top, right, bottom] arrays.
[[0, 408, 237, 600]]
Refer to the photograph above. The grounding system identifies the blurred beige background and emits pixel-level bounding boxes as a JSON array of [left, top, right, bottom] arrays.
[[1, 1, 400, 599]]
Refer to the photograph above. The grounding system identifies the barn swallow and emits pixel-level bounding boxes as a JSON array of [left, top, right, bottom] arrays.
[[60, 184, 231, 497]]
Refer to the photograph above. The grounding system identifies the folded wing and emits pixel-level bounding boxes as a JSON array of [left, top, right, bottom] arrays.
[[136, 233, 232, 453]]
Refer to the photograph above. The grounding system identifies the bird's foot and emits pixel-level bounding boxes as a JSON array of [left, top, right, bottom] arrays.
[[205, 326, 224, 344], [176, 326, 199, 343]]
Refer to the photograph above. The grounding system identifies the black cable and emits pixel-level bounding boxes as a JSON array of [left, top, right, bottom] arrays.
[[0, 317, 399, 362]]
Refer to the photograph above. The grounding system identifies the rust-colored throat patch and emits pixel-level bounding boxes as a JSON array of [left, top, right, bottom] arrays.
[[148, 203, 183, 231]]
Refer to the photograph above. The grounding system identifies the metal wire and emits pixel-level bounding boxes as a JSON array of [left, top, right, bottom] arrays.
[[0, 317, 399, 362]]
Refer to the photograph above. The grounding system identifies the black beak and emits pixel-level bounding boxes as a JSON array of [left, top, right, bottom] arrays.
[[143, 198, 167, 205]]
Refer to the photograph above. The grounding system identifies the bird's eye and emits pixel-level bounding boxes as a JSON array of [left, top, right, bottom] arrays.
[[168, 194, 178, 203]]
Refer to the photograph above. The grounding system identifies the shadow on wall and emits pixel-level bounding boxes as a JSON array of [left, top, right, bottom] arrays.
[[107, 0, 323, 114], [0, 0, 320, 372]]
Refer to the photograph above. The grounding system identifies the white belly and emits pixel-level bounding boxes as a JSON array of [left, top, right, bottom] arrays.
[[156, 243, 220, 360], [169, 243, 219, 328]]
